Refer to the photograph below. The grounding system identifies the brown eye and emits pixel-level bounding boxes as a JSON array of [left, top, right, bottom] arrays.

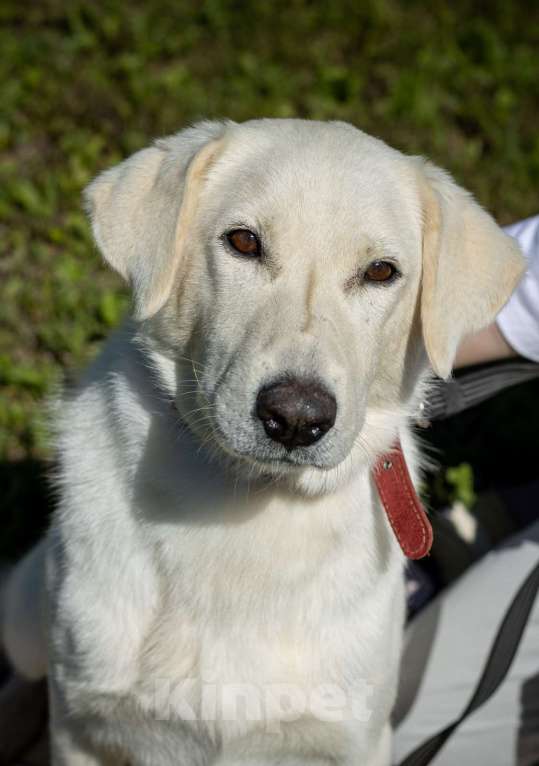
[[226, 229, 261, 257], [364, 260, 399, 283]]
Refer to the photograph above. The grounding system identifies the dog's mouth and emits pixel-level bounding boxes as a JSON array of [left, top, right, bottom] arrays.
[[178, 404, 334, 475], [208, 419, 344, 476]]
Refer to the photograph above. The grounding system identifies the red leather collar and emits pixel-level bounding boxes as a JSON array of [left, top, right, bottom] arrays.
[[373, 440, 433, 559]]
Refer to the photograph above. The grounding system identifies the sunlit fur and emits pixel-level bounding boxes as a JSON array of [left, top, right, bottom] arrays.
[[1, 119, 523, 766]]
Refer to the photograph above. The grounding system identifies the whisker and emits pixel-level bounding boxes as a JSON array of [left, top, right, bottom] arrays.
[[175, 355, 205, 371]]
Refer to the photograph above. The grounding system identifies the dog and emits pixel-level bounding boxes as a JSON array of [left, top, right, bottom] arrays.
[[1, 118, 523, 765]]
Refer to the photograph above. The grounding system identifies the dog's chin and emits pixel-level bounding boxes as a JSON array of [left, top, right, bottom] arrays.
[[246, 445, 366, 496], [215, 425, 344, 470], [209, 433, 331, 478], [189, 419, 365, 496]]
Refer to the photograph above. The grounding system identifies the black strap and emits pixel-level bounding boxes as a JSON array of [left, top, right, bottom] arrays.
[[396, 558, 539, 766], [425, 359, 539, 421]]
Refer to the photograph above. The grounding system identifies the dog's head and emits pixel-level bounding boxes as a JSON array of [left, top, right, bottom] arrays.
[[84, 119, 523, 493]]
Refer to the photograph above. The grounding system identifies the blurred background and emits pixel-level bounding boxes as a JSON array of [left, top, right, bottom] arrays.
[[1, 1, 538, 575]]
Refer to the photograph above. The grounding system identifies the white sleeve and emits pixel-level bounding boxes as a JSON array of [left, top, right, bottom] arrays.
[[496, 214, 539, 362]]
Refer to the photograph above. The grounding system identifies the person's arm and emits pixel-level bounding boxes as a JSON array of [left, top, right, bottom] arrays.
[[454, 323, 517, 368]]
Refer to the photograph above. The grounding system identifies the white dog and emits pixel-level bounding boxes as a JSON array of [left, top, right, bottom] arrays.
[[2, 119, 523, 765]]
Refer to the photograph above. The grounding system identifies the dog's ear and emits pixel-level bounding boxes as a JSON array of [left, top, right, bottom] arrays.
[[83, 121, 229, 320], [418, 161, 525, 379]]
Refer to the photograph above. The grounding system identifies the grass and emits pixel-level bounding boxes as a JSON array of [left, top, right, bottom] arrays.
[[1, 0, 538, 558]]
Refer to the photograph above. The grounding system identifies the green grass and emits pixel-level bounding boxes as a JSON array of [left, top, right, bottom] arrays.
[[1, 0, 538, 557]]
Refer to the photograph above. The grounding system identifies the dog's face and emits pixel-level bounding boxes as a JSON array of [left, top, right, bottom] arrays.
[[179, 123, 425, 479], [85, 119, 523, 492]]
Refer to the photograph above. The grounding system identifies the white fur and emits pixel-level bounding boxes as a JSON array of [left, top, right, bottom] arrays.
[[1, 119, 524, 765]]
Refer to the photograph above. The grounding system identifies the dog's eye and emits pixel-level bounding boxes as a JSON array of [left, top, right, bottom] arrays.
[[226, 229, 261, 257], [364, 260, 399, 284]]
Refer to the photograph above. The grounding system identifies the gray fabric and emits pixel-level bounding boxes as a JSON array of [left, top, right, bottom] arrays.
[[425, 361, 539, 421], [392, 599, 441, 728], [394, 520, 539, 766]]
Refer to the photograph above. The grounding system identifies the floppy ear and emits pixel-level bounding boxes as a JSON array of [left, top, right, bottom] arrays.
[[83, 121, 229, 320], [418, 161, 525, 379]]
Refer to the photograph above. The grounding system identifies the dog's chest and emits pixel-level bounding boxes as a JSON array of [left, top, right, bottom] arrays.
[[132, 496, 402, 736]]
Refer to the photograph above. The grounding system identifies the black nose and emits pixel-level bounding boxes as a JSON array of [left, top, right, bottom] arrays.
[[255, 378, 337, 449]]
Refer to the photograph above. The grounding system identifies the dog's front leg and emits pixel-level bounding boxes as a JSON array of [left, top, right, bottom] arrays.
[[212, 727, 351, 766], [212, 724, 391, 766], [369, 723, 392, 766], [50, 733, 119, 766], [50, 726, 119, 766], [49, 691, 123, 766]]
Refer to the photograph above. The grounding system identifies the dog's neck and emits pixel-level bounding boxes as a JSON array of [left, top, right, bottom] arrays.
[[121, 328, 431, 558]]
